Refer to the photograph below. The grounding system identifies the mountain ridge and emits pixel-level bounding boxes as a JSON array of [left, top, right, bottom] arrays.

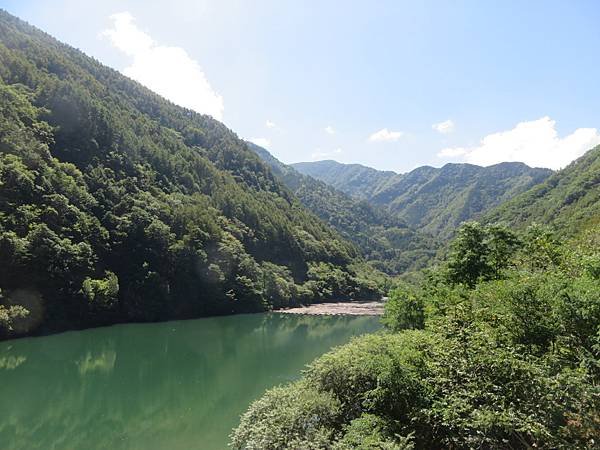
[[294, 158, 553, 238], [484, 144, 600, 234], [250, 143, 438, 274]]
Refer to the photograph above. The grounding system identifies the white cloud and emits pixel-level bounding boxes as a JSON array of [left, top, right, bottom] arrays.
[[266, 120, 276, 129], [368, 128, 404, 142], [325, 125, 335, 135], [437, 117, 600, 169], [432, 119, 455, 134], [250, 137, 271, 148], [102, 12, 224, 120], [311, 147, 343, 160]]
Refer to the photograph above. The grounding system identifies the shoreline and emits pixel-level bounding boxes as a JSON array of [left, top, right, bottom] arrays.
[[274, 300, 385, 316]]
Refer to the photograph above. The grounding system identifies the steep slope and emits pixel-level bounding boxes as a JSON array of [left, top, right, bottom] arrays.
[[294, 159, 552, 238], [250, 143, 438, 274], [292, 160, 396, 200], [485, 145, 600, 234], [373, 162, 552, 238], [0, 11, 376, 338]]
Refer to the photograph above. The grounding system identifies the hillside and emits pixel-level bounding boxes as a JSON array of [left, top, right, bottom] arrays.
[[295, 159, 552, 238], [233, 221, 600, 449], [0, 11, 377, 337], [373, 162, 552, 237], [292, 160, 396, 200], [249, 143, 438, 274], [485, 145, 600, 234]]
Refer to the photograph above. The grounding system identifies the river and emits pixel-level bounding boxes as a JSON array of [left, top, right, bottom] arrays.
[[0, 313, 381, 449]]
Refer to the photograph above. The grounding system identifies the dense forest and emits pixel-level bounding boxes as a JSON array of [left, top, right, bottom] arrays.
[[232, 220, 600, 449], [249, 143, 438, 274], [485, 144, 600, 234], [0, 11, 382, 338], [294, 159, 552, 238], [234, 142, 600, 448], [293, 160, 398, 200]]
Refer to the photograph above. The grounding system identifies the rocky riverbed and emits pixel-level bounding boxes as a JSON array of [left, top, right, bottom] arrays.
[[275, 300, 385, 316]]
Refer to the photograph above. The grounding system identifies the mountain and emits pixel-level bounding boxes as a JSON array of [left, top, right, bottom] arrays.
[[371, 162, 553, 237], [294, 160, 552, 238], [249, 143, 438, 274], [485, 145, 600, 234], [292, 160, 396, 200], [0, 11, 378, 338]]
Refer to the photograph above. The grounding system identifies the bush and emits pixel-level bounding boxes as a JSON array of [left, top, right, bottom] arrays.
[[232, 223, 600, 449], [381, 285, 424, 331], [230, 381, 341, 450]]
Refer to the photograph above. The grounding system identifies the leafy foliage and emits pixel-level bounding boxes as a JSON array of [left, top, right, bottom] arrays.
[[0, 11, 379, 338], [232, 223, 600, 449], [0, 289, 29, 331]]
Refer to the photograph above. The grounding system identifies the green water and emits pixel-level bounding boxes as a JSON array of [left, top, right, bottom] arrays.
[[0, 313, 380, 450]]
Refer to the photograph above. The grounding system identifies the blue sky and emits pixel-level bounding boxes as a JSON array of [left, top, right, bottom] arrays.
[[3, 0, 600, 172]]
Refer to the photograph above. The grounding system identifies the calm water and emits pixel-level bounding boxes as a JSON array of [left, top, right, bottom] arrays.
[[0, 313, 380, 450]]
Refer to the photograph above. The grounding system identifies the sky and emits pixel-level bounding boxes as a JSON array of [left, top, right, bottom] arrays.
[[2, 0, 600, 172]]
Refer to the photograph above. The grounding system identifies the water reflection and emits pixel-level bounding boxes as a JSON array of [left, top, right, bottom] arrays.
[[0, 313, 380, 450]]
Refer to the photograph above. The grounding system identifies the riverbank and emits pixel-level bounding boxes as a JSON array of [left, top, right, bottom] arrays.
[[275, 300, 385, 316]]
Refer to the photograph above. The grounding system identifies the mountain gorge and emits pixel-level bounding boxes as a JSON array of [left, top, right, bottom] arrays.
[[249, 143, 438, 274], [1, 5, 599, 450], [294, 159, 553, 238], [0, 7, 597, 343]]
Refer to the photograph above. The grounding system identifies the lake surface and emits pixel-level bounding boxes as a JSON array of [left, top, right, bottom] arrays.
[[0, 313, 380, 450]]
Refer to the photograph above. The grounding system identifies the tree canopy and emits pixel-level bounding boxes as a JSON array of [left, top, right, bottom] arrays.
[[233, 222, 600, 449], [0, 11, 380, 338]]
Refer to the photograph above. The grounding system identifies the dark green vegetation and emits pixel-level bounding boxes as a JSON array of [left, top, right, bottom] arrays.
[[292, 160, 397, 200], [0, 313, 381, 450], [0, 11, 381, 338], [232, 222, 600, 449], [234, 143, 600, 448], [294, 159, 552, 238], [486, 144, 600, 234], [250, 143, 438, 274]]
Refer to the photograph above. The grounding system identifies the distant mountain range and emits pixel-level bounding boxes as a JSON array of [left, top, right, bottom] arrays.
[[249, 143, 438, 274], [293, 160, 553, 238], [292, 160, 397, 200]]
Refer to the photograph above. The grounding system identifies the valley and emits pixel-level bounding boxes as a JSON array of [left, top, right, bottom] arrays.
[[0, 6, 598, 450]]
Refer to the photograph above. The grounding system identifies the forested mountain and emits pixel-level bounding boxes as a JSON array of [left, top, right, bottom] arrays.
[[485, 145, 600, 235], [249, 143, 438, 274], [372, 162, 552, 237], [294, 159, 552, 238], [292, 159, 396, 200], [0, 10, 379, 338]]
